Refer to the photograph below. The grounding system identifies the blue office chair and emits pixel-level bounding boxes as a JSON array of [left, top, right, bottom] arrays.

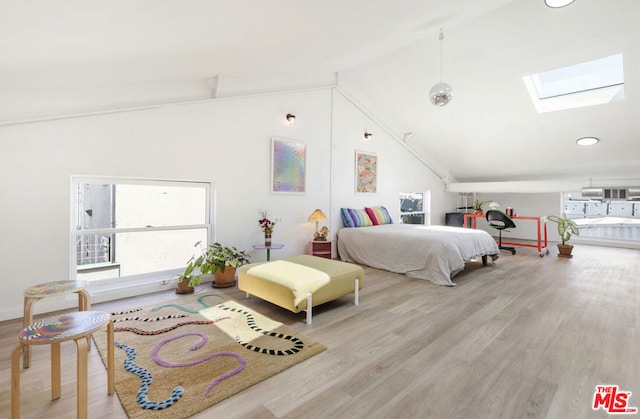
[[486, 210, 517, 254]]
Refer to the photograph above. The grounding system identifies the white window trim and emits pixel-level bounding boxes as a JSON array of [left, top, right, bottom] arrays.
[[400, 191, 430, 225], [69, 175, 215, 299], [523, 54, 625, 113], [561, 191, 640, 249]]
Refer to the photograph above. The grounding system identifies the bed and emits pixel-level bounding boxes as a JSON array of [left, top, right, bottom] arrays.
[[336, 224, 500, 286]]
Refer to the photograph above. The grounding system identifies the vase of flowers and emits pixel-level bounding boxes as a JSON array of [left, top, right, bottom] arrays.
[[258, 210, 279, 247]]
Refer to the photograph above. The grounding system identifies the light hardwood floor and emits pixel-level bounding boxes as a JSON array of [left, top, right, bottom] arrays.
[[1, 243, 638, 419]]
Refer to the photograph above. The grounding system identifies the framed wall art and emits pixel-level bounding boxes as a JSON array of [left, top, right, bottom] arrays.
[[271, 137, 306, 194], [355, 150, 377, 194]]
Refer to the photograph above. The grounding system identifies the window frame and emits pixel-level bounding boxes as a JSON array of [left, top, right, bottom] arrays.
[[523, 53, 625, 113], [69, 176, 214, 287], [399, 191, 430, 225], [561, 190, 640, 245]]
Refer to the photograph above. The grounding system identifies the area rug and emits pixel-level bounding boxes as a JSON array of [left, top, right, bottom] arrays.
[[93, 291, 325, 418]]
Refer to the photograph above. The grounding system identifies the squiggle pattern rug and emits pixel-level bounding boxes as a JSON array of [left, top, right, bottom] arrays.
[[93, 291, 326, 419]]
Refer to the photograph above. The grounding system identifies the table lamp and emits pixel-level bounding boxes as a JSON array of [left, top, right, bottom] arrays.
[[308, 209, 327, 240]]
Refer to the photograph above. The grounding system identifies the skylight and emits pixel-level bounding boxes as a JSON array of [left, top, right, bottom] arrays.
[[523, 54, 625, 113]]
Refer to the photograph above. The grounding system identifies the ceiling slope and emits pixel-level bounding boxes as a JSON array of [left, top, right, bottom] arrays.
[[1, 0, 638, 185]]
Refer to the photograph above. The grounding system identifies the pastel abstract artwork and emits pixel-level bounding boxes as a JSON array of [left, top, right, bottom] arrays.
[[355, 151, 377, 194], [271, 138, 306, 193]]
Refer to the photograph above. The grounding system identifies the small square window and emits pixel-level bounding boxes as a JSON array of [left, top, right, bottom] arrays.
[[400, 192, 429, 225]]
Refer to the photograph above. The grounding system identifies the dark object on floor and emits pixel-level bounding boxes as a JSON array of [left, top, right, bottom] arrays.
[[486, 210, 517, 254]]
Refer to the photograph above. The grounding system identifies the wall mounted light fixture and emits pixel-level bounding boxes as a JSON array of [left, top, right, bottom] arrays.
[[545, 0, 575, 8], [364, 132, 373, 141], [286, 113, 296, 126]]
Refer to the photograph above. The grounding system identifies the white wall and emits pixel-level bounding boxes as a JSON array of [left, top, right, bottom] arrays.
[[329, 91, 449, 233], [0, 87, 446, 320], [474, 193, 562, 243]]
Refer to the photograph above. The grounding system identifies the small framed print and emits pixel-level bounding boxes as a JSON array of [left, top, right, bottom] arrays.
[[355, 150, 377, 194], [271, 137, 306, 194]]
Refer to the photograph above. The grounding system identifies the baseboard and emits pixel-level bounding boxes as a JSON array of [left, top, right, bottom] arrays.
[[572, 237, 640, 249], [0, 277, 213, 322]]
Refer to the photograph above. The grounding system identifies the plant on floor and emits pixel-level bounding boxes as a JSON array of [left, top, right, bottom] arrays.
[[180, 241, 250, 287], [546, 213, 580, 258], [546, 214, 580, 245]]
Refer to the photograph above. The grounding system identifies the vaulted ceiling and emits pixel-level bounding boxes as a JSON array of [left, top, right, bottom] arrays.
[[2, 0, 638, 185]]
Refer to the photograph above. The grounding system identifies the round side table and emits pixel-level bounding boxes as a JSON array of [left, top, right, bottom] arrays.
[[11, 310, 114, 419], [23, 280, 91, 368], [252, 243, 285, 261]]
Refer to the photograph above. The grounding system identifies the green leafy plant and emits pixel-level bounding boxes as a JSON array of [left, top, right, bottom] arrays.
[[472, 199, 491, 212], [546, 214, 580, 245], [180, 241, 250, 287]]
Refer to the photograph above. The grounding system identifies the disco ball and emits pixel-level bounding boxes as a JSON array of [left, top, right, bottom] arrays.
[[429, 82, 453, 106]]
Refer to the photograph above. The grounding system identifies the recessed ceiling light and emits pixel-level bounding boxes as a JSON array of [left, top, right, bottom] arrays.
[[576, 137, 599, 146], [545, 0, 575, 8]]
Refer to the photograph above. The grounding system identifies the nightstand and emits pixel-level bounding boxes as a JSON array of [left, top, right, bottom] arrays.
[[307, 240, 332, 259]]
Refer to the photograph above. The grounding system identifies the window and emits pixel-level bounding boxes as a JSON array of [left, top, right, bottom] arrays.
[[562, 190, 640, 243], [523, 54, 624, 113], [71, 177, 211, 283], [400, 191, 430, 224]]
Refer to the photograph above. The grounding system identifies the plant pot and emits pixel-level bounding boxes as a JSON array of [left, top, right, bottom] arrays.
[[213, 266, 237, 288], [473, 209, 484, 215], [557, 243, 574, 258], [175, 278, 195, 294]]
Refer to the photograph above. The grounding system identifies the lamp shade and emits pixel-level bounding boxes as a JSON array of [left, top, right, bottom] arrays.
[[308, 209, 327, 222]]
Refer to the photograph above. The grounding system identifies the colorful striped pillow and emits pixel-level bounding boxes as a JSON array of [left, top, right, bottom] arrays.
[[340, 208, 374, 228], [365, 206, 393, 225]]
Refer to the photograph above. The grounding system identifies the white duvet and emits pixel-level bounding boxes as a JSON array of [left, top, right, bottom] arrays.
[[336, 224, 499, 286]]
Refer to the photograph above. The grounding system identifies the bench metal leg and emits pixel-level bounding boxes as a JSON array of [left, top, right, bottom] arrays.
[[306, 293, 312, 325], [354, 279, 359, 306]]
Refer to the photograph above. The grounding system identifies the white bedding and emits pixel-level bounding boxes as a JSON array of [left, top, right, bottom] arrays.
[[336, 224, 499, 286]]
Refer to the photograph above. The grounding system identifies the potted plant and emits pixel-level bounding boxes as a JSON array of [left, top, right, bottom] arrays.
[[472, 199, 491, 215], [174, 270, 195, 294], [546, 214, 580, 258], [180, 241, 251, 289]]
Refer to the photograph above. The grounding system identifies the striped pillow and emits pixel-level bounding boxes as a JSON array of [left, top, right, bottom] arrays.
[[341, 208, 374, 228], [365, 206, 393, 225]]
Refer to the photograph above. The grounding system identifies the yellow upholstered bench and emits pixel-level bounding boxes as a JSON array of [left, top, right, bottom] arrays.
[[238, 255, 364, 324]]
